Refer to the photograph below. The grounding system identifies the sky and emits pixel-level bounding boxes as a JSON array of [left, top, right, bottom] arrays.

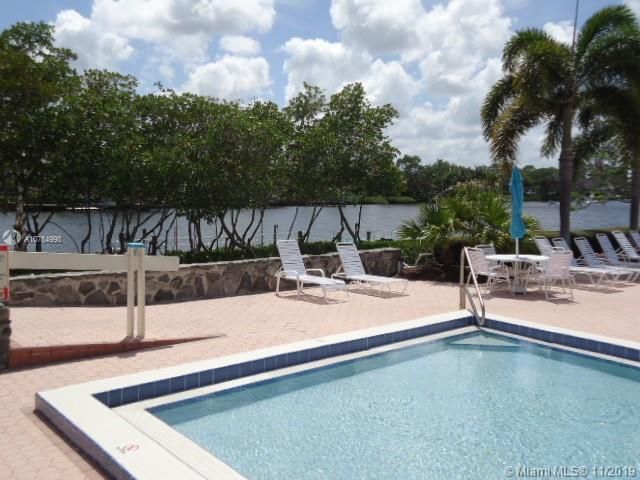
[[2, 0, 639, 168]]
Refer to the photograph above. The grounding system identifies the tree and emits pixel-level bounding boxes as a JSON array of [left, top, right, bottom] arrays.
[[320, 83, 401, 242], [214, 100, 291, 253], [0, 22, 78, 249], [481, 5, 639, 242], [576, 25, 640, 227], [283, 83, 328, 241], [56, 69, 143, 252], [521, 165, 559, 201], [396, 157, 499, 202]]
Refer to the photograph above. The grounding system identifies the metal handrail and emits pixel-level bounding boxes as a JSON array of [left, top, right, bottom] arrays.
[[459, 247, 486, 326]]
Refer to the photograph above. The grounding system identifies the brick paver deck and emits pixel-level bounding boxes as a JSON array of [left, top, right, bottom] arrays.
[[1, 280, 639, 479]]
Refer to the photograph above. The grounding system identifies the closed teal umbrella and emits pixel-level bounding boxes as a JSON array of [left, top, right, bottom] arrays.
[[510, 166, 526, 255]]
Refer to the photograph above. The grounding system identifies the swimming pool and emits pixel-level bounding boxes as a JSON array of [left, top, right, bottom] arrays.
[[145, 331, 640, 479], [36, 312, 640, 479]]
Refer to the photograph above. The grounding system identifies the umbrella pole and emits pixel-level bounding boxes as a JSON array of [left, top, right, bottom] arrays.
[[516, 238, 519, 256]]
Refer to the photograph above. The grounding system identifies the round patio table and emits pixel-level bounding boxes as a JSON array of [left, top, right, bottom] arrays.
[[485, 254, 549, 294]]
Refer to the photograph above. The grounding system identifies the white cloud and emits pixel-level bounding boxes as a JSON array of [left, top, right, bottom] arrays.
[[92, 0, 275, 41], [330, 0, 423, 54], [283, 0, 528, 166], [323, 0, 512, 98], [53, 1, 276, 82], [282, 38, 419, 112], [182, 55, 271, 99], [409, 0, 512, 96], [389, 58, 504, 167], [282, 38, 372, 101], [543, 20, 574, 45], [219, 35, 261, 56], [53, 9, 133, 71], [625, 0, 640, 18], [362, 60, 420, 110]]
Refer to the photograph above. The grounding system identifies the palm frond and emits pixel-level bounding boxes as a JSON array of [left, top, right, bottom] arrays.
[[577, 5, 638, 60], [487, 98, 542, 167], [581, 28, 640, 84], [502, 28, 555, 72], [541, 111, 563, 158], [516, 41, 572, 97], [481, 76, 515, 140]]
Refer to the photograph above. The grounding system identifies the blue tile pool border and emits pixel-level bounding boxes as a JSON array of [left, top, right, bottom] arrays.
[[35, 309, 640, 480], [94, 316, 473, 407], [91, 315, 640, 408], [482, 318, 640, 363]]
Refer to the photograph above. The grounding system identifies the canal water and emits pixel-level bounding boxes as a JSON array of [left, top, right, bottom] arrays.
[[0, 201, 632, 253]]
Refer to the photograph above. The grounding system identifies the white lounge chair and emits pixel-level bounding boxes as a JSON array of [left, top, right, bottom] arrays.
[[628, 231, 640, 252], [535, 236, 610, 285], [527, 248, 574, 299], [611, 231, 640, 261], [595, 233, 640, 273], [533, 236, 554, 256], [465, 247, 511, 294], [275, 240, 348, 299], [573, 236, 638, 282], [333, 242, 408, 294]]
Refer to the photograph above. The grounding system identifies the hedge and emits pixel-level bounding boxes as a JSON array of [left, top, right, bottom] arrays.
[[170, 227, 633, 267]]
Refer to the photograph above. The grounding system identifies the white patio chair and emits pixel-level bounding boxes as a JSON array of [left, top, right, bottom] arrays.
[[333, 243, 408, 294], [611, 231, 640, 262], [275, 240, 348, 300], [541, 237, 597, 284], [628, 231, 640, 252], [475, 244, 496, 255], [465, 247, 510, 294], [573, 236, 638, 282], [551, 237, 582, 266], [527, 248, 574, 299]]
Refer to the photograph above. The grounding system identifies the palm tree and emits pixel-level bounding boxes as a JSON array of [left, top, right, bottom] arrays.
[[576, 30, 640, 229], [481, 5, 640, 242]]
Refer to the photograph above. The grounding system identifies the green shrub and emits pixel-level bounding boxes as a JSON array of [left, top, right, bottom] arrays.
[[362, 195, 389, 204], [170, 239, 422, 264], [387, 195, 416, 204], [168, 227, 629, 269]]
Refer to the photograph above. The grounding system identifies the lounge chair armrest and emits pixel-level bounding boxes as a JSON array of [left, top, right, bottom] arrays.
[[306, 268, 326, 278], [280, 270, 301, 280]]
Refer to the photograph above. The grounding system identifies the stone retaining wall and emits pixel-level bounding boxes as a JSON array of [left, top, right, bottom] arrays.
[[9, 248, 401, 307]]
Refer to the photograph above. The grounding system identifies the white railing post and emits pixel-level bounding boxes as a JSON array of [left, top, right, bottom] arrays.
[[459, 248, 466, 309], [127, 242, 146, 338], [136, 246, 146, 338], [126, 244, 136, 338]]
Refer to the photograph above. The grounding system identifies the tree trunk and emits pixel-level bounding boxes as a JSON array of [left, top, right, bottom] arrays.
[[558, 107, 574, 243], [286, 206, 299, 240], [630, 149, 640, 230], [13, 186, 28, 251], [337, 205, 358, 243], [81, 209, 92, 253]]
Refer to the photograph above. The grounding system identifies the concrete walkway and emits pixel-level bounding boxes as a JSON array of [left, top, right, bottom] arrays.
[[2, 280, 639, 479]]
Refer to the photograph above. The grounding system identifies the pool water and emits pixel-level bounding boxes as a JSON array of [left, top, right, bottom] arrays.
[[151, 333, 640, 479]]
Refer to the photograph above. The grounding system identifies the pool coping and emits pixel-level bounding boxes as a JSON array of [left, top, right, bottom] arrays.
[[36, 310, 472, 480], [116, 327, 477, 480], [35, 309, 640, 480]]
